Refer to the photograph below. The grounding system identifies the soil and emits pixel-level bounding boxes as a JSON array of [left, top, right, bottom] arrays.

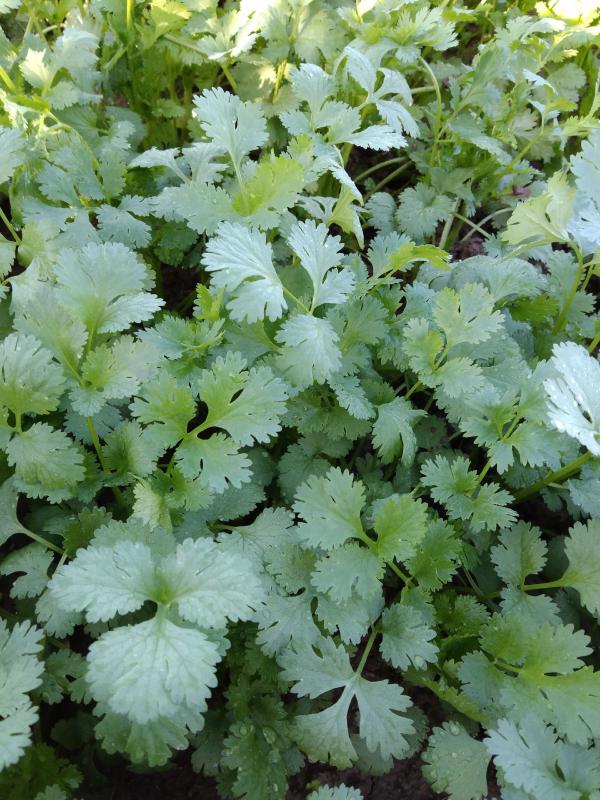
[[80, 755, 439, 800]]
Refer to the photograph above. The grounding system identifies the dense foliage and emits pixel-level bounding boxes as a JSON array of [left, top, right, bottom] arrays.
[[0, 1, 599, 798]]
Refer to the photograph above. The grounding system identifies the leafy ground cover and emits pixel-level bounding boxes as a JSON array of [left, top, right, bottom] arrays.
[[1, 1, 600, 799]]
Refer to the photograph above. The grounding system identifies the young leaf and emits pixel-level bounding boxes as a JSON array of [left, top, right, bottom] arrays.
[[544, 342, 600, 455], [294, 467, 366, 550], [201, 223, 286, 322], [423, 721, 490, 800]]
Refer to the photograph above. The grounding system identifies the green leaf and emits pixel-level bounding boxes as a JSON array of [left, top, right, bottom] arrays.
[[491, 522, 547, 587], [202, 223, 286, 322], [396, 184, 454, 240], [286, 219, 354, 309], [405, 520, 460, 592], [50, 537, 264, 629], [544, 342, 600, 456], [280, 638, 413, 767], [54, 243, 163, 335], [154, 181, 233, 235], [423, 721, 490, 800], [70, 336, 158, 416], [311, 542, 383, 603], [175, 432, 252, 491], [0, 620, 44, 770], [372, 398, 425, 466], [197, 352, 288, 445], [193, 88, 268, 168], [373, 493, 428, 563], [7, 423, 85, 503], [276, 314, 342, 388], [562, 519, 600, 616], [485, 717, 597, 800], [0, 544, 53, 599], [502, 173, 576, 245], [380, 604, 438, 670], [433, 284, 504, 347], [0, 128, 26, 184], [87, 617, 220, 723], [130, 370, 196, 450], [232, 155, 305, 228], [308, 786, 363, 800], [294, 467, 365, 550], [0, 334, 65, 417]]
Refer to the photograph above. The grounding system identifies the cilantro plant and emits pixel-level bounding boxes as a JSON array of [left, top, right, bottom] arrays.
[[0, 1, 600, 799]]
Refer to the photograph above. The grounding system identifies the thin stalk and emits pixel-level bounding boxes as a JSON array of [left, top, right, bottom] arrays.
[[495, 659, 521, 675], [356, 628, 379, 674], [514, 451, 593, 503], [22, 528, 64, 555], [0, 207, 21, 244], [272, 59, 287, 103], [354, 156, 407, 184], [221, 62, 238, 93], [587, 329, 600, 354], [86, 417, 126, 508], [496, 118, 545, 180], [126, 0, 134, 30], [389, 562, 412, 585], [404, 379, 423, 400], [553, 243, 585, 333], [363, 163, 411, 202], [438, 200, 460, 250], [103, 45, 126, 73], [0, 65, 16, 93], [283, 286, 311, 315], [418, 57, 443, 165], [522, 578, 566, 592], [453, 212, 491, 240], [507, 239, 553, 260], [461, 207, 511, 242]]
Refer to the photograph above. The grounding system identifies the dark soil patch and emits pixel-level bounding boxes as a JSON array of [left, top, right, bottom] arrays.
[[80, 755, 438, 800]]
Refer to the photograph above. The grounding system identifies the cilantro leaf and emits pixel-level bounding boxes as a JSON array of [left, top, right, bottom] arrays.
[[423, 721, 490, 800], [544, 342, 600, 455], [294, 467, 365, 550], [0, 334, 65, 418], [201, 223, 286, 322]]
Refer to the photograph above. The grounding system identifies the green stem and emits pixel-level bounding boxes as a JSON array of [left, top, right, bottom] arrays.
[[453, 212, 491, 240], [404, 379, 423, 400], [363, 163, 411, 202], [522, 578, 567, 592], [103, 45, 126, 73], [514, 451, 593, 503], [495, 659, 521, 675], [418, 57, 443, 166], [389, 561, 412, 584], [438, 200, 460, 250], [283, 286, 311, 315], [0, 65, 16, 93], [356, 628, 379, 674], [354, 157, 408, 184], [553, 243, 585, 333], [23, 528, 64, 555], [86, 417, 126, 507], [221, 62, 238, 93], [0, 207, 21, 244], [461, 207, 511, 242], [588, 329, 600, 354], [507, 239, 553, 260], [126, 0, 134, 30], [497, 117, 545, 180], [272, 59, 287, 103]]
